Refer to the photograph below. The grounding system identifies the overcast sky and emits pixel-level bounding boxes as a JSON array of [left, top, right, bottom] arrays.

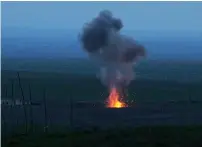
[[2, 1, 202, 31]]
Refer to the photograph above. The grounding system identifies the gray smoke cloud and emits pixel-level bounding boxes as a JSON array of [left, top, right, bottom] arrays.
[[79, 10, 146, 90]]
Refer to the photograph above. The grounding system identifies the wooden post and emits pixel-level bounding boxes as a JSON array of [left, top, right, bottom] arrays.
[[11, 80, 15, 105], [43, 88, 48, 133], [28, 83, 34, 133], [5, 84, 8, 98], [10, 79, 15, 134], [69, 95, 74, 147], [2, 110, 7, 145], [17, 72, 28, 134], [69, 95, 73, 131]]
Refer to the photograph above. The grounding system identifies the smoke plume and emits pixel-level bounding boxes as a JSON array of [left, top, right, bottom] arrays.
[[79, 10, 146, 90]]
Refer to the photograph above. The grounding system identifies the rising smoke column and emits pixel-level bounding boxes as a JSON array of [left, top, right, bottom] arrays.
[[79, 10, 146, 93]]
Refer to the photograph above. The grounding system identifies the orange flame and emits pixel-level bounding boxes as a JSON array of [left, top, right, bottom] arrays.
[[106, 87, 127, 108]]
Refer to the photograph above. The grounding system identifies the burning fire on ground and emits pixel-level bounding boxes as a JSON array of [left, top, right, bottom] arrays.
[[106, 87, 128, 108]]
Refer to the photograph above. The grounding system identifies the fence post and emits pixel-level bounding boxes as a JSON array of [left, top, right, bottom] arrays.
[[11, 79, 20, 133], [11, 80, 15, 105], [28, 83, 34, 133], [10, 79, 15, 134], [69, 94, 74, 147], [5, 84, 8, 98], [43, 88, 48, 134], [69, 95, 73, 131], [2, 109, 8, 145], [17, 72, 28, 134]]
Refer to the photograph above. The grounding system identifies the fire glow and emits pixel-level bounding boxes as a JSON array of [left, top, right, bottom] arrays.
[[106, 87, 127, 108]]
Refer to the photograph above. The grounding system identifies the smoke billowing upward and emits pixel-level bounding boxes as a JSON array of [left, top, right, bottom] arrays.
[[79, 10, 146, 91]]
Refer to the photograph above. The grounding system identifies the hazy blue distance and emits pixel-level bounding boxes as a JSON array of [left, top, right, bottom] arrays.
[[2, 2, 202, 60]]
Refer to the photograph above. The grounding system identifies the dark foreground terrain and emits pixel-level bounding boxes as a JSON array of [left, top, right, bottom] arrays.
[[2, 70, 202, 135], [1, 59, 202, 147], [3, 126, 202, 147], [2, 63, 202, 126], [2, 101, 202, 134]]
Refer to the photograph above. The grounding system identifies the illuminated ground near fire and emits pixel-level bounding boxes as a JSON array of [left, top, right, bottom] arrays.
[[2, 62, 202, 133]]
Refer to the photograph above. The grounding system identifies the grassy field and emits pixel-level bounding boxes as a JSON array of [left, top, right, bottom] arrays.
[[2, 69, 202, 104], [2, 59, 202, 147], [2, 58, 202, 104], [2, 58, 202, 82], [3, 126, 202, 147]]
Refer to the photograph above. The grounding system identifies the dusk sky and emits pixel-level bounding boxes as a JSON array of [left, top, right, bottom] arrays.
[[2, 1, 202, 31]]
